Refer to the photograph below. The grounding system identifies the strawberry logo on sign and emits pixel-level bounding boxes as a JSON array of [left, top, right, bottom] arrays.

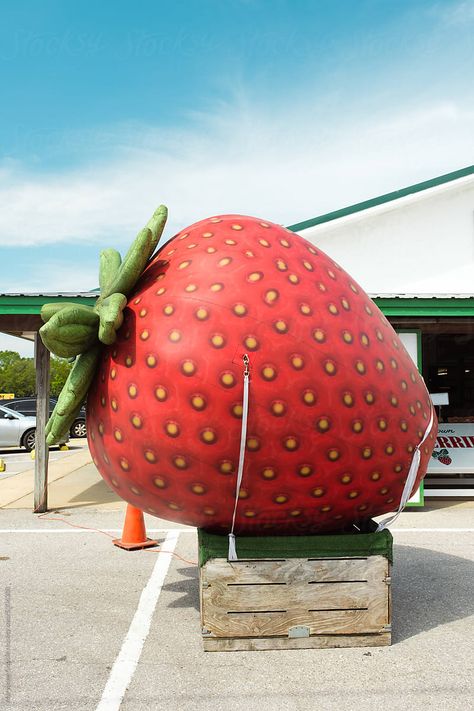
[[431, 448, 452, 466]]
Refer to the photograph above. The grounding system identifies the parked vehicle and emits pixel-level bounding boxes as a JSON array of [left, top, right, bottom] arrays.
[[0, 405, 68, 451], [3, 398, 87, 438]]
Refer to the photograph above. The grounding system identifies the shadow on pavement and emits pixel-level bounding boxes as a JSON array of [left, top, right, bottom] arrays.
[[392, 543, 474, 643]]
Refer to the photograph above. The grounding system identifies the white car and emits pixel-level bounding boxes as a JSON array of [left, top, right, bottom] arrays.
[[0, 404, 68, 451]]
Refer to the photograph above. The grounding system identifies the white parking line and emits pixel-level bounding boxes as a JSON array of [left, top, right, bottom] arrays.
[[0, 528, 195, 533], [95, 529, 180, 711]]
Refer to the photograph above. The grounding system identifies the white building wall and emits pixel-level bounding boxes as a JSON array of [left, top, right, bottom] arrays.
[[297, 177, 474, 294]]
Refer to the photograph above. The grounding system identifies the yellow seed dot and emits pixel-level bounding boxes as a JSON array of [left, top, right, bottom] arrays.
[[343, 392, 354, 407], [146, 355, 157, 368], [390, 358, 398, 369], [139, 308, 147, 317], [218, 257, 232, 267], [365, 391, 375, 404], [378, 419, 387, 431], [174, 456, 187, 469], [247, 437, 260, 451], [110, 368, 117, 380], [114, 429, 123, 442], [264, 289, 279, 304], [225, 239, 237, 245], [248, 271, 263, 282], [169, 330, 181, 343], [163, 304, 174, 316], [134, 297, 142, 305], [220, 461, 234, 474], [206, 246, 216, 254], [400, 421, 408, 431], [299, 465, 312, 477], [288, 273, 299, 284], [391, 396, 399, 406], [291, 355, 304, 369], [328, 449, 340, 461], [352, 420, 363, 433], [130, 487, 141, 495], [299, 303, 312, 315], [349, 491, 359, 499], [274, 319, 288, 333], [303, 390, 316, 405], [120, 458, 130, 471], [111, 398, 118, 411], [233, 303, 247, 316], [343, 330, 353, 343], [262, 365, 277, 380], [321, 505, 332, 513], [101, 396, 106, 407], [178, 260, 191, 270], [231, 224, 243, 230], [244, 510, 256, 518], [360, 334, 369, 346], [232, 404, 243, 417], [201, 429, 216, 444], [365, 304, 373, 316], [280, 239, 290, 247], [210, 282, 223, 292], [318, 282, 327, 292], [349, 283, 359, 293], [179, 232, 189, 239], [394, 464, 403, 473], [125, 356, 133, 367], [341, 298, 350, 310], [410, 372, 417, 383], [362, 447, 372, 459], [185, 283, 197, 292], [379, 487, 389, 495], [221, 372, 235, 387], [324, 360, 336, 375], [262, 467, 276, 479], [290, 509, 302, 517], [140, 329, 150, 341], [284, 437, 298, 451], [376, 360, 384, 372], [409, 405, 416, 415], [355, 361, 366, 374], [181, 360, 196, 376], [203, 507, 216, 516], [191, 395, 206, 410], [385, 444, 394, 455], [259, 238, 270, 247], [313, 328, 326, 343], [271, 401, 286, 416], [238, 489, 249, 499], [302, 260, 314, 271], [128, 384, 138, 398], [187, 243, 197, 249], [370, 471, 381, 481], [202, 231, 213, 238], [376, 328, 384, 341], [210, 217, 222, 223], [274, 494, 288, 504], [192, 484, 206, 495], [155, 386, 167, 401], [111, 478, 118, 487], [401, 380, 408, 391], [244, 335, 259, 350], [165, 422, 179, 437], [317, 417, 330, 432], [327, 269, 336, 279], [195, 307, 209, 320], [131, 415, 142, 429], [328, 303, 339, 315], [168, 502, 181, 511], [341, 474, 352, 484], [210, 334, 225, 348], [312, 487, 325, 498], [145, 450, 156, 463], [358, 504, 368, 512], [276, 259, 287, 271]]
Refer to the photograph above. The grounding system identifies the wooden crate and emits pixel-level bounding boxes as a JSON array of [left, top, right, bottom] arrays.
[[200, 555, 391, 651]]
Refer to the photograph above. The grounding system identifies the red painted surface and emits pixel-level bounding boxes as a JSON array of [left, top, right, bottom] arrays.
[[87, 215, 437, 534]]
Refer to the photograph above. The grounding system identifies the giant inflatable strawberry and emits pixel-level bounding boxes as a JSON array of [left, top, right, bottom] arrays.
[[40, 206, 436, 534]]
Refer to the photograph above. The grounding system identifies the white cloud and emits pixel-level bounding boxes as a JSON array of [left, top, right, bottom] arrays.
[[0, 333, 34, 358], [0, 98, 473, 249]]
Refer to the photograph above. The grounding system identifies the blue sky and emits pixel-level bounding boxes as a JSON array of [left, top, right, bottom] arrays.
[[1, 0, 474, 354]]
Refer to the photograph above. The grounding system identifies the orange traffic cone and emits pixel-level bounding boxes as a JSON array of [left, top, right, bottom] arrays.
[[113, 504, 158, 551]]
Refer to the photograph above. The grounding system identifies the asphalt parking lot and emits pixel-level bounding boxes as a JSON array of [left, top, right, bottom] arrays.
[[1, 504, 473, 711]]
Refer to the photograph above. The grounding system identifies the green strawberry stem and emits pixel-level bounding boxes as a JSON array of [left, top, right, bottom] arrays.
[[39, 205, 168, 445]]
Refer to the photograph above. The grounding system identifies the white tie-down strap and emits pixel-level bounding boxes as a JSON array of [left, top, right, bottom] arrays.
[[376, 404, 435, 532], [228, 354, 250, 561]]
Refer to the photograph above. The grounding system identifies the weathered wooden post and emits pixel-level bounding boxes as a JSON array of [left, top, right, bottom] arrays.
[[34, 332, 50, 513]]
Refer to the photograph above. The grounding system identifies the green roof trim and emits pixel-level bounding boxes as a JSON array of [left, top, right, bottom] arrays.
[[287, 165, 474, 233], [0, 294, 98, 316], [375, 297, 474, 317]]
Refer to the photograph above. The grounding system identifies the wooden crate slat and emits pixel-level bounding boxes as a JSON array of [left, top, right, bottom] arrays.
[[203, 579, 370, 613], [202, 557, 375, 586], [203, 632, 392, 652]]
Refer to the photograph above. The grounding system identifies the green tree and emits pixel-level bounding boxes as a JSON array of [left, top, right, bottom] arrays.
[[0, 350, 72, 398]]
